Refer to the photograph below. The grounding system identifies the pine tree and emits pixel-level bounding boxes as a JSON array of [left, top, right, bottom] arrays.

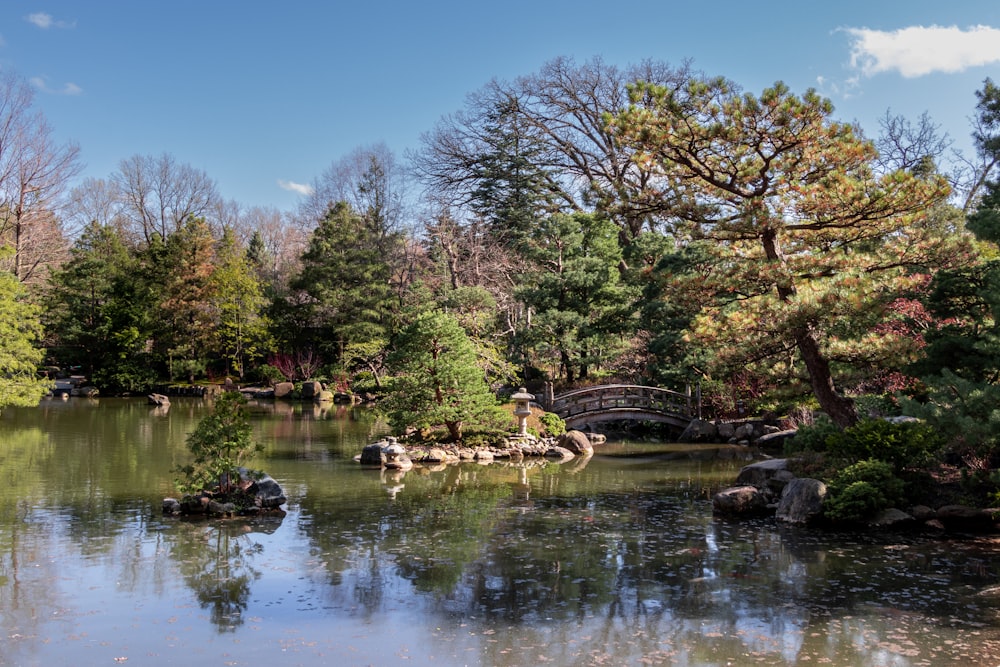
[[383, 310, 508, 441], [287, 201, 398, 365], [610, 78, 965, 426]]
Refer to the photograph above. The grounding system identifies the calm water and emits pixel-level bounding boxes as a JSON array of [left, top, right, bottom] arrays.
[[2, 397, 1000, 666]]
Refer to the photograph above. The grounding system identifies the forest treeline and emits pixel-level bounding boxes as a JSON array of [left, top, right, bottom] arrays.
[[4, 57, 1000, 454]]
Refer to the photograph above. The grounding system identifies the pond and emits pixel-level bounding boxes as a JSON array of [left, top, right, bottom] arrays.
[[1, 396, 1000, 666]]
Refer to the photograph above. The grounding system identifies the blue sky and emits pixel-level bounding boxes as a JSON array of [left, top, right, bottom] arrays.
[[3, 1, 1000, 213]]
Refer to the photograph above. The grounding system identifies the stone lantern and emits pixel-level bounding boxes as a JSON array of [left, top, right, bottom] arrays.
[[511, 387, 534, 437]]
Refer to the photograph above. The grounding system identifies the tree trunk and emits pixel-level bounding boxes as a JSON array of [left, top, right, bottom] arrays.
[[762, 228, 858, 428], [794, 326, 857, 428]]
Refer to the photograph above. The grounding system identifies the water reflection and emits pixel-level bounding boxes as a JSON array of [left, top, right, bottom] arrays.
[[164, 517, 282, 631], [2, 399, 1000, 665]]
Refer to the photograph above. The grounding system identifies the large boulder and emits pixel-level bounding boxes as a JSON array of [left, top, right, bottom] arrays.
[[360, 442, 386, 466], [557, 430, 593, 455], [300, 380, 322, 399], [713, 486, 768, 516], [544, 446, 575, 462], [776, 478, 827, 525], [868, 508, 915, 531], [735, 459, 790, 488], [250, 472, 287, 509], [273, 381, 294, 398]]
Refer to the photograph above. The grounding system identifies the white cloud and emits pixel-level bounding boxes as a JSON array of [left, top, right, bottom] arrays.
[[26, 12, 53, 29], [278, 179, 314, 196], [25, 12, 75, 29], [845, 24, 1000, 78], [30, 76, 83, 95]]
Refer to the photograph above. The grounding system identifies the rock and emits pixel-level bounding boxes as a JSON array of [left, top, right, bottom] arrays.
[[936, 505, 999, 531], [162, 497, 181, 514], [360, 442, 386, 466], [544, 446, 575, 461], [179, 494, 210, 514], [72, 386, 99, 398], [273, 381, 294, 398], [910, 505, 935, 521], [924, 519, 946, 531], [735, 459, 790, 488], [756, 429, 798, 448], [208, 500, 237, 516], [776, 478, 827, 525], [315, 389, 334, 403], [734, 422, 755, 441], [474, 450, 494, 463], [717, 422, 736, 440], [678, 418, 718, 443], [424, 448, 449, 463], [586, 433, 607, 445], [300, 380, 322, 399], [765, 469, 796, 495], [713, 486, 768, 516], [869, 508, 915, 530], [250, 472, 287, 508], [557, 430, 593, 455]]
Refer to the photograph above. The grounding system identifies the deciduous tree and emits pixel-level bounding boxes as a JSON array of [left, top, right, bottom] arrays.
[[210, 229, 271, 378], [0, 71, 80, 285]]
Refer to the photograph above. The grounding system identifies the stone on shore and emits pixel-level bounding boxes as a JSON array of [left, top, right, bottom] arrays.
[[713, 486, 768, 516], [776, 478, 827, 525], [557, 430, 593, 455]]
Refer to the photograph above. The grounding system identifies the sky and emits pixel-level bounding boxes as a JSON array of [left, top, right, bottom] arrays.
[[2, 0, 1000, 213]]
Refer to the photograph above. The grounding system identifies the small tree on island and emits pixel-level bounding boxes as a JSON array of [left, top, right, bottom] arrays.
[[383, 310, 509, 441], [174, 392, 264, 498]]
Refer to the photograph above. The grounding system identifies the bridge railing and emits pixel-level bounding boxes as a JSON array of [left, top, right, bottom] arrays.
[[547, 384, 696, 420]]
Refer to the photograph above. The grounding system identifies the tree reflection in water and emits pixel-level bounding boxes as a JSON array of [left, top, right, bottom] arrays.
[[167, 517, 280, 631]]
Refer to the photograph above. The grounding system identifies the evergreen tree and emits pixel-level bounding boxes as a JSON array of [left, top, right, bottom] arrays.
[[383, 310, 508, 441], [470, 97, 556, 249], [152, 216, 217, 381], [0, 247, 49, 409], [44, 222, 157, 393], [516, 212, 632, 382], [286, 201, 398, 366], [610, 78, 965, 426]]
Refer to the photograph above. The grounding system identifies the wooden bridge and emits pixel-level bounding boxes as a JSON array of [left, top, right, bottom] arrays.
[[541, 384, 700, 430]]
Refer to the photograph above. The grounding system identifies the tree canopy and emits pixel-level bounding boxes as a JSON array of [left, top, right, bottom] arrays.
[[608, 78, 966, 426]]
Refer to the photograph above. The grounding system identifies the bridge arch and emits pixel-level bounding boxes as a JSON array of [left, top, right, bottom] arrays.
[[541, 384, 700, 430]]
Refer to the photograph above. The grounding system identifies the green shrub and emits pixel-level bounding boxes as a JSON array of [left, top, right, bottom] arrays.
[[784, 414, 840, 455], [538, 412, 566, 437], [253, 364, 285, 386], [826, 418, 943, 472], [824, 458, 905, 523]]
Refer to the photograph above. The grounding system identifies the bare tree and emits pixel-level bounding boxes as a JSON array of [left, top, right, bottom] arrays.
[[242, 205, 305, 291], [65, 177, 126, 236], [411, 56, 695, 241], [875, 110, 952, 175], [0, 71, 81, 283], [297, 142, 408, 236], [113, 153, 219, 247]]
